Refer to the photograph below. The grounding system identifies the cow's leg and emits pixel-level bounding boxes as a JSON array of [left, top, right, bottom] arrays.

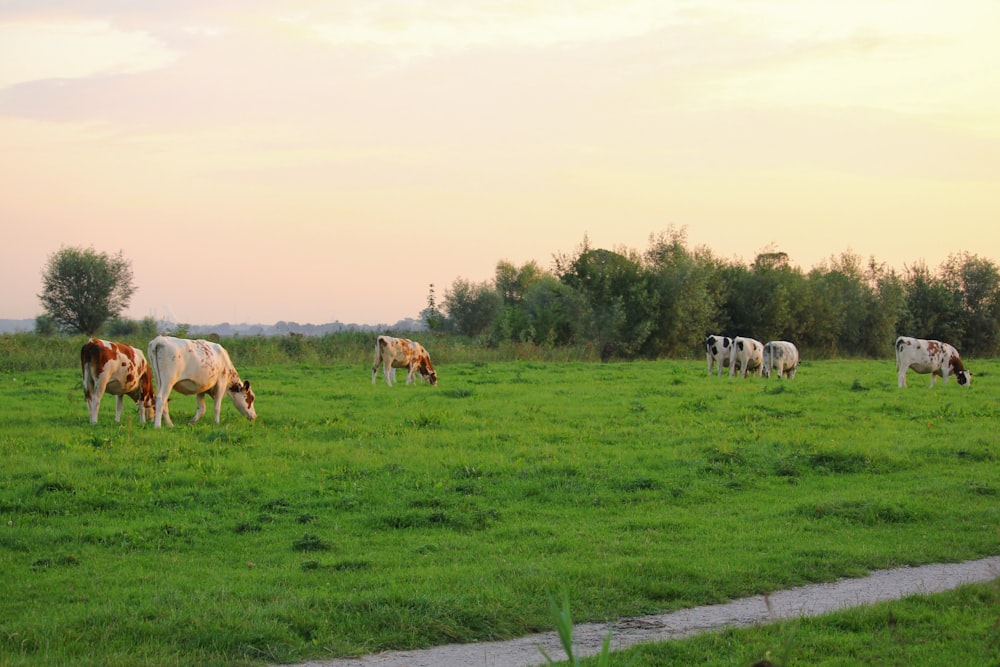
[[213, 391, 226, 424], [114, 395, 126, 422], [371, 354, 381, 384], [406, 364, 417, 384], [162, 399, 173, 427], [84, 380, 97, 423], [88, 388, 103, 424], [897, 369, 907, 388], [89, 374, 113, 423], [153, 387, 172, 428], [383, 361, 394, 386], [190, 393, 208, 424]]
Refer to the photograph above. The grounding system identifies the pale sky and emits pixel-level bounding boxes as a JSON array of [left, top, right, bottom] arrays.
[[2, 1, 998, 326]]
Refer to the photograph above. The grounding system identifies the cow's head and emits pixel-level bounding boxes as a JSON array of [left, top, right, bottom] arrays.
[[951, 355, 972, 387], [423, 364, 438, 386], [228, 379, 257, 419], [140, 395, 155, 422], [139, 366, 156, 422]]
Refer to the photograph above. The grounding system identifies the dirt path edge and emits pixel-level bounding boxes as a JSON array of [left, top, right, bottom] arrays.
[[283, 555, 1000, 667]]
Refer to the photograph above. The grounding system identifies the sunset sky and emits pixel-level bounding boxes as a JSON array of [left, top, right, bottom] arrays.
[[2, 1, 998, 326]]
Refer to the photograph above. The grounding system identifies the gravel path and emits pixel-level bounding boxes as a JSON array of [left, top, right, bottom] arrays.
[[284, 556, 1000, 667]]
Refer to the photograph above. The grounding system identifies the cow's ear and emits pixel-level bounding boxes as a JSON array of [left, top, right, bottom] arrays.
[[243, 380, 251, 391]]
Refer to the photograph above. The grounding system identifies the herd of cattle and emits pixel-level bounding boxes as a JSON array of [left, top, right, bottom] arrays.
[[78, 331, 972, 426], [706, 334, 971, 388], [705, 335, 800, 379], [80, 334, 437, 427]]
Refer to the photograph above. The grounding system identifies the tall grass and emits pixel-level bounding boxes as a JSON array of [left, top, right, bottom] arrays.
[[0, 331, 600, 372], [1, 347, 998, 666]]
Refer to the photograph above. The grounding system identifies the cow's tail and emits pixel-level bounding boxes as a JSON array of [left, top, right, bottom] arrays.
[[80, 341, 99, 397], [372, 336, 386, 381], [148, 339, 163, 387]]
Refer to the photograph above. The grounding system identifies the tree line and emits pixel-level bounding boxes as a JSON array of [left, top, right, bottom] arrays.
[[425, 228, 1000, 360], [33, 234, 1000, 361]]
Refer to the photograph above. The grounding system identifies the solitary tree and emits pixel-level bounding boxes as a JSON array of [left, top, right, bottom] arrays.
[[38, 246, 137, 335]]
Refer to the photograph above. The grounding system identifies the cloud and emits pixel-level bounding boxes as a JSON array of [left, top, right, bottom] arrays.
[[0, 20, 179, 88]]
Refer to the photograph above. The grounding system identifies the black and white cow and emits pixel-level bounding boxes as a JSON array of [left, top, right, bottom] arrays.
[[729, 336, 764, 378], [705, 335, 732, 376]]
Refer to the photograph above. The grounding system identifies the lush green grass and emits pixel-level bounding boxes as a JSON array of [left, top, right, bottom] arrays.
[[563, 579, 1000, 666], [1, 357, 998, 666]]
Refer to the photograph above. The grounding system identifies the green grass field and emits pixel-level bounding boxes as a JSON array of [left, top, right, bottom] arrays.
[[1, 356, 998, 666]]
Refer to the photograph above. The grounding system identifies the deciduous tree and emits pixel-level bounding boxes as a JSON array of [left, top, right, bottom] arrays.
[[38, 246, 136, 335]]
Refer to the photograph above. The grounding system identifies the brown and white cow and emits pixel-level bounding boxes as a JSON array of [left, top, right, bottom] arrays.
[[895, 336, 971, 388], [729, 336, 764, 378], [763, 340, 799, 379], [371, 335, 438, 386], [81, 338, 155, 424], [705, 335, 732, 376], [147, 335, 257, 428]]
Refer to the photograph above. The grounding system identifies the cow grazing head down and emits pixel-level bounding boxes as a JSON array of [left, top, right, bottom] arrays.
[[227, 378, 256, 416], [80, 338, 155, 423], [372, 335, 438, 386], [895, 336, 971, 388], [147, 335, 257, 428], [705, 335, 732, 376]]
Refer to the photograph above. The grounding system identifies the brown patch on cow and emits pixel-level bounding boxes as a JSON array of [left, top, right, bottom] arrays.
[[81, 338, 155, 422]]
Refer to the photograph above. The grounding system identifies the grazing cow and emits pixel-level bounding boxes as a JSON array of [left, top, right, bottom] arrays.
[[371, 335, 438, 386], [762, 341, 799, 379], [895, 336, 971, 388], [80, 338, 155, 424], [705, 335, 732, 376], [147, 335, 257, 428], [729, 336, 764, 378]]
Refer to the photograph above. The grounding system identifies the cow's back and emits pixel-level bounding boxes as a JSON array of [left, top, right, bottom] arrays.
[[148, 335, 223, 387]]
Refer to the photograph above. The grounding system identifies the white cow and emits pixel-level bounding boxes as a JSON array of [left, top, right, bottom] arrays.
[[729, 336, 764, 378], [147, 335, 257, 428], [372, 335, 438, 386], [705, 335, 732, 376], [81, 338, 155, 423], [763, 341, 799, 379], [895, 336, 971, 388]]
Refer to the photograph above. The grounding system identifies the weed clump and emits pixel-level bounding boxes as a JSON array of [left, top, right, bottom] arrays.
[[292, 533, 331, 551]]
